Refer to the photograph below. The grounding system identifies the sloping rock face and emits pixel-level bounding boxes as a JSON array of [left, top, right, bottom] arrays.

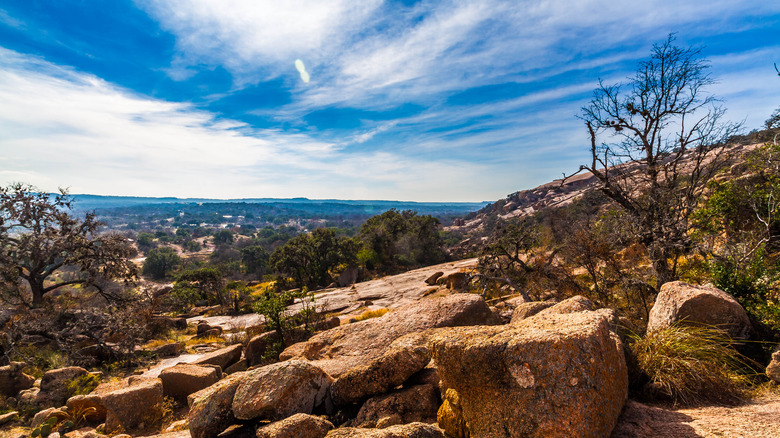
[[330, 332, 431, 406], [767, 349, 780, 383], [325, 422, 445, 438], [159, 364, 220, 401], [355, 384, 440, 428], [430, 310, 628, 438], [100, 378, 164, 433], [647, 281, 751, 339], [187, 372, 246, 438], [0, 362, 34, 397], [282, 294, 499, 377], [256, 413, 334, 438], [232, 360, 332, 421]]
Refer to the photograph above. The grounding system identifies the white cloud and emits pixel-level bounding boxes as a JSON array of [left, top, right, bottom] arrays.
[[0, 48, 494, 201]]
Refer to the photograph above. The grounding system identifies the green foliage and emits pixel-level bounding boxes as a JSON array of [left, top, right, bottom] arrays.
[[176, 267, 226, 305], [65, 373, 101, 397], [0, 183, 138, 306], [142, 247, 181, 280], [357, 209, 446, 272], [241, 245, 270, 276], [213, 230, 234, 246], [630, 324, 754, 406], [270, 228, 357, 289], [183, 239, 202, 252], [253, 288, 298, 347]]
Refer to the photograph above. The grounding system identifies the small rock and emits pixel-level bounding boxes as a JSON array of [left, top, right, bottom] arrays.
[[425, 272, 444, 286], [150, 342, 185, 358], [356, 384, 439, 428], [31, 407, 69, 429], [767, 349, 780, 383], [0, 411, 19, 426], [324, 422, 445, 437], [0, 362, 35, 397], [256, 413, 334, 438], [509, 301, 556, 323]]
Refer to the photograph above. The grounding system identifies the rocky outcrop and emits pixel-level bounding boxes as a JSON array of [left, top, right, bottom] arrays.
[[256, 413, 334, 438], [159, 364, 220, 401], [647, 281, 751, 339], [0, 362, 34, 397], [767, 349, 780, 383], [430, 310, 628, 437], [187, 372, 246, 438], [325, 423, 445, 438], [355, 384, 440, 428], [330, 333, 431, 406], [36, 366, 88, 407], [193, 344, 242, 370], [150, 342, 185, 358], [281, 294, 499, 377], [232, 360, 332, 421], [100, 378, 164, 433]]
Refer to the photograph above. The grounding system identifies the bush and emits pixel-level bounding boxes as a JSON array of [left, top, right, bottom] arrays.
[[630, 323, 755, 405]]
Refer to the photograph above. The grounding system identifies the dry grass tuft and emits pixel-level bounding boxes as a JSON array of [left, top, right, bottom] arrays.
[[630, 323, 756, 406], [353, 308, 389, 322]]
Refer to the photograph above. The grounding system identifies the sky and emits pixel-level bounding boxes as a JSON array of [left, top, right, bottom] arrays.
[[0, 1, 778, 202]]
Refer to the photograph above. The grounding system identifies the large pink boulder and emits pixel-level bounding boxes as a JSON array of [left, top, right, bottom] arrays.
[[647, 281, 751, 339]]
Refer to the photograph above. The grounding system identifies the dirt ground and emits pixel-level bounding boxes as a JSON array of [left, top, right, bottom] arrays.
[[612, 391, 780, 438]]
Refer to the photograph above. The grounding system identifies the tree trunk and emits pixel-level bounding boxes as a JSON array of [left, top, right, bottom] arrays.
[[30, 280, 45, 307]]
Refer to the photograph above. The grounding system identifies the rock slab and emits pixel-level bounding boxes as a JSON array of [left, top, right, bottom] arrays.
[[256, 413, 334, 438]]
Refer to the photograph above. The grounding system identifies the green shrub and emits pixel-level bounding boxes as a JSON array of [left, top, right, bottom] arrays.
[[66, 373, 101, 397], [630, 323, 755, 405]]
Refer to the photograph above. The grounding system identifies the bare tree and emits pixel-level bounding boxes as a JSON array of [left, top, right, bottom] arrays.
[[575, 35, 741, 287], [0, 183, 138, 307]]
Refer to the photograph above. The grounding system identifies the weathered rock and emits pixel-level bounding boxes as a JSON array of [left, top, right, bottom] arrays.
[[281, 294, 499, 377], [425, 272, 444, 286], [647, 281, 752, 339], [233, 360, 332, 421], [197, 322, 221, 337], [31, 407, 70, 429], [356, 384, 439, 428], [256, 413, 334, 438], [330, 332, 431, 406], [325, 422, 445, 438], [0, 411, 19, 426], [36, 366, 88, 407], [151, 342, 185, 358], [187, 371, 246, 438], [510, 301, 556, 323], [437, 389, 467, 438], [338, 265, 360, 287], [66, 393, 107, 423], [17, 386, 40, 409], [100, 378, 164, 433], [314, 316, 341, 332], [193, 344, 243, 370], [0, 362, 34, 397], [767, 349, 780, 383], [430, 310, 628, 438], [159, 364, 220, 401], [404, 367, 441, 394]]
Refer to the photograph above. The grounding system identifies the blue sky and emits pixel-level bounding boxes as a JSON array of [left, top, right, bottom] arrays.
[[0, 1, 778, 202]]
